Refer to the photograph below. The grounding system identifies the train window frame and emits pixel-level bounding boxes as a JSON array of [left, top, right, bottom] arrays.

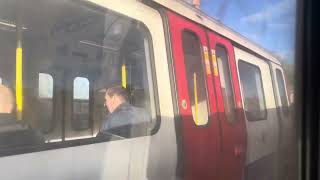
[[238, 60, 268, 121], [215, 44, 237, 124], [181, 29, 210, 127], [0, 0, 161, 157]]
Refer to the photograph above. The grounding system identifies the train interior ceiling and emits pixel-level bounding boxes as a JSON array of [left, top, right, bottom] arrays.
[[0, 0, 154, 142]]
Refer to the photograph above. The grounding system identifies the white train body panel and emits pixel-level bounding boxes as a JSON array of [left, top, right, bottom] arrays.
[[234, 47, 279, 165]]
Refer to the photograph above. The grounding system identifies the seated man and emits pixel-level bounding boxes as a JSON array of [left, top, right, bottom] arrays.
[[97, 85, 150, 138], [0, 85, 44, 149]]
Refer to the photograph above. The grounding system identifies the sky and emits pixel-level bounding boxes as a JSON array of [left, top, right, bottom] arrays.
[[198, 0, 296, 64]]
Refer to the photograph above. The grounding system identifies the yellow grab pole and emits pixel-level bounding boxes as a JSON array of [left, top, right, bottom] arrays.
[[121, 64, 127, 88], [193, 73, 199, 125], [16, 47, 23, 120], [16, 11, 23, 121]]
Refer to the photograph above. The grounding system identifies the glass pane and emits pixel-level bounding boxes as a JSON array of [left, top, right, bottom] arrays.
[[38, 73, 54, 133], [39, 73, 53, 99], [182, 31, 209, 126], [276, 69, 289, 115], [0, 0, 157, 148], [216, 45, 236, 123], [73, 77, 89, 100], [0, 77, 2, 84], [72, 77, 89, 131], [238, 61, 267, 121]]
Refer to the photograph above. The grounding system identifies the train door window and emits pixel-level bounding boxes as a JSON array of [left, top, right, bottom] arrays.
[[72, 77, 90, 131], [238, 60, 267, 121], [182, 31, 209, 126], [276, 69, 289, 116], [38, 73, 54, 133], [39, 73, 53, 98], [216, 45, 236, 123]]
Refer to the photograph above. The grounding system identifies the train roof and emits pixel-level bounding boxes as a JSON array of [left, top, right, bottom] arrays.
[[149, 0, 281, 65]]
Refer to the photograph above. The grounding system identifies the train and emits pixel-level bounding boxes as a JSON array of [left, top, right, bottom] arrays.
[[0, 0, 297, 180]]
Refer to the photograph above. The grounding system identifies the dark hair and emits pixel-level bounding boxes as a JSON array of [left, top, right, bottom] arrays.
[[106, 85, 130, 102]]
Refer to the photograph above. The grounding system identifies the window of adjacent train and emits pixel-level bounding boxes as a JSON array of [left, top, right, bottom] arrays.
[[38, 73, 54, 133], [216, 45, 236, 123], [238, 61, 267, 121], [39, 73, 53, 99], [0, 0, 157, 149], [182, 31, 209, 126], [276, 69, 289, 116], [72, 77, 90, 131]]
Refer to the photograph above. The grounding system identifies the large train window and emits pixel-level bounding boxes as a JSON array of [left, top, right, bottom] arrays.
[[216, 45, 236, 123], [72, 77, 90, 131], [238, 61, 267, 121], [182, 31, 209, 126], [0, 0, 158, 153], [276, 69, 289, 116]]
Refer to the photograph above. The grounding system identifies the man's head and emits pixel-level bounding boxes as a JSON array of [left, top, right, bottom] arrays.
[[0, 85, 14, 114], [103, 85, 129, 113]]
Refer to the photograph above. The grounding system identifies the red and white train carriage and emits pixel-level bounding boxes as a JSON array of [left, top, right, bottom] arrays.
[[0, 0, 295, 180]]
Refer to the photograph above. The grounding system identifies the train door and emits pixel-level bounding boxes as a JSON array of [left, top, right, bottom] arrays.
[[207, 32, 247, 180], [167, 12, 221, 180], [38, 70, 94, 142], [64, 72, 93, 140], [234, 47, 279, 180], [270, 63, 296, 179], [270, 63, 292, 146]]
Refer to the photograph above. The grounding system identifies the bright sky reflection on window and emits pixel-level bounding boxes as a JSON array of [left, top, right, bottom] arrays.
[[39, 73, 53, 98], [73, 77, 89, 100]]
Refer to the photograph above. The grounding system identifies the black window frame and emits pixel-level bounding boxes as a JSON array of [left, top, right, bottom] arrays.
[[238, 60, 268, 121], [181, 29, 211, 127], [215, 44, 237, 124]]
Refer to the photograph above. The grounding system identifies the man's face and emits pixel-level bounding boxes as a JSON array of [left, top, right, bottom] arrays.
[[104, 93, 114, 113]]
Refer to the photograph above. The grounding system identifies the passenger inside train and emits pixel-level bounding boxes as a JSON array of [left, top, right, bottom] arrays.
[[0, 84, 44, 149], [97, 85, 150, 138]]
